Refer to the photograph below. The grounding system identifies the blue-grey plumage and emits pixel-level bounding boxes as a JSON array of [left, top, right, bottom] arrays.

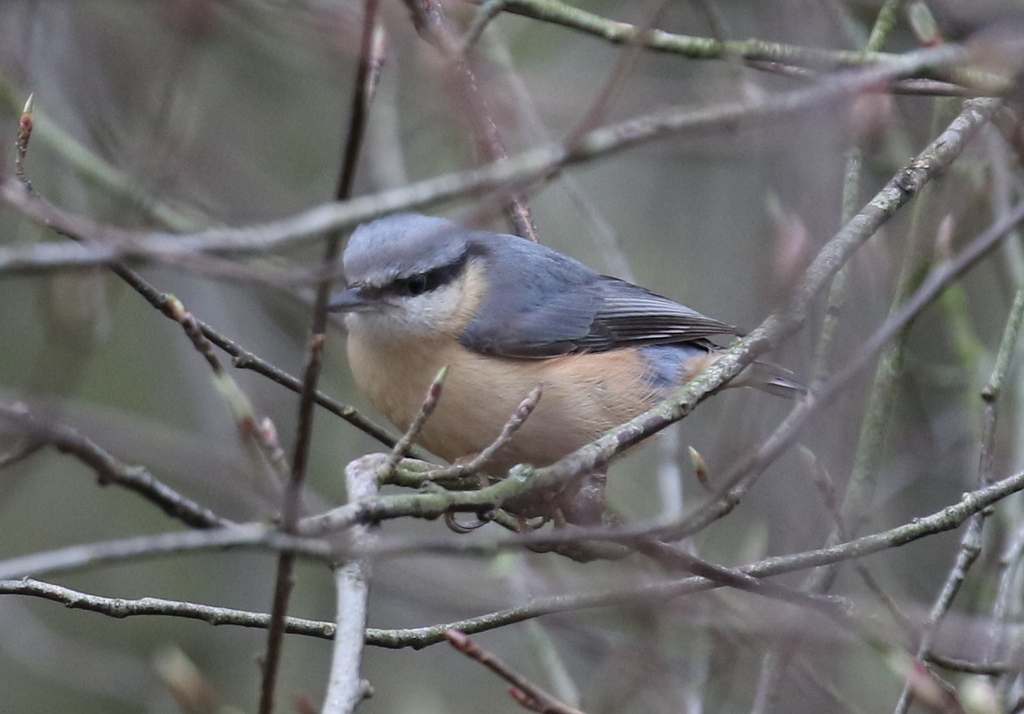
[[330, 213, 802, 475]]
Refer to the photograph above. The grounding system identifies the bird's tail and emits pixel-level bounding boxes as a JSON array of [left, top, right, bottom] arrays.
[[733, 361, 809, 399]]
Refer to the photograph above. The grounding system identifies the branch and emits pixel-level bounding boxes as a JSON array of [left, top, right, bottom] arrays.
[[894, 196, 1024, 714], [4, 573, 1017, 676], [162, 295, 289, 490], [377, 366, 448, 483], [445, 630, 586, 714], [404, 0, 539, 240], [6, 467, 1024, 676], [0, 43, 972, 270], [417, 385, 542, 482], [0, 77, 203, 232], [259, 0, 384, 710], [4, 95, 399, 453], [660, 97, 1003, 541], [321, 457, 380, 714], [0, 402, 229, 530], [256, 0, 385, 708], [0, 578, 336, 638], [211, 330, 402, 451], [0, 524, 332, 581], [364, 467, 1024, 649], [494, 0, 910, 69]]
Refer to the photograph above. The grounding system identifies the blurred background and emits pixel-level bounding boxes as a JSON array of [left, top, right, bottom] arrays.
[[0, 1, 1022, 712]]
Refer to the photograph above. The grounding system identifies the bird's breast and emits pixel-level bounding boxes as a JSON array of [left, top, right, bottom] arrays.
[[346, 325, 671, 474]]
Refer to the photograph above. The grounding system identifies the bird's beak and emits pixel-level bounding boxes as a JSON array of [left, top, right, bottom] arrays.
[[328, 287, 373, 313]]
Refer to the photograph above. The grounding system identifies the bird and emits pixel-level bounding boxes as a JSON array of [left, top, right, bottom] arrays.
[[329, 213, 802, 521]]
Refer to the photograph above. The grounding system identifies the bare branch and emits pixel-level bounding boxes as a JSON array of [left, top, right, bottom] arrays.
[[445, 630, 587, 714], [5, 466, 1024, 675], [365, 467, 1024, 650], [321, 457, 380, 714], [0, 524, 331, 581], [163, 295, 289, 491], [0, 403, 229, 530], [894, 190, 1024, 714], [377, 366, 449, 483], [258, 0, 384, 709], [416, 385, 542, 482], [405, 0, 539, 240], [661, 97, 1003, 542], [0, 578, 336, 639], [0, 43, 972, 271], [492, 0, 911, 69]]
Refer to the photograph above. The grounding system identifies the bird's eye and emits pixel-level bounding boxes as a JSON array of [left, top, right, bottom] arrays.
[[406, 274, 429, 296]]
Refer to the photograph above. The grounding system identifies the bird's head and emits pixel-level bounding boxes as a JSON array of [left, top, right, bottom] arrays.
[[329, 214, 486, 340]]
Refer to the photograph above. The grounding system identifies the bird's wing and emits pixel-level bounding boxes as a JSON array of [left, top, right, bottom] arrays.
[[577, 277, 744, 352], [459, 241, 742, 358]]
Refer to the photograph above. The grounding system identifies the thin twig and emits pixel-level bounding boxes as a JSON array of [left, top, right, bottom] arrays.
[[992, 106, 1024, 166], [163, 295, 289, 489], [377, 366, 449, 483], [0, 44, 974, 268], [988, 520, 1024, 667], [0, 77, 201, 232], [659, 98, 1003, 542], [406, 0, 539, 240], [800, 447, 915, 636], [490, 0, 900, 69], [416, 385, 541, 481], [0, 438, 45, 469], [894, 211, 1024, 714], [841, 100, 950, 539], [217, 331, 402, 450], [0, 403, 229, 530], [4, 95, 399, 451], [747, 61, 978, 96], [461, 0, 507, 51], [258, 0, 383, 710], [810, 145, 863, 387], [633, 538, 848, 618], [445, 630, 588, 714], [3, 575, 1017, 677], [864, 0, 901, 51], [564, 0, 668, 148]]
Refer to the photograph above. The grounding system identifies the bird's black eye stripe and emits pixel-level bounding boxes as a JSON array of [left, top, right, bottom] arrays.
[[387, 257, 466, 298]]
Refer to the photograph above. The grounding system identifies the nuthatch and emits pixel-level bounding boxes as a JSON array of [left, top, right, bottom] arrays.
[[330, 214, 801, 514]]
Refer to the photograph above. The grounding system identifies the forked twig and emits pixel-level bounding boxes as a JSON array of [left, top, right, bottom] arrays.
[[425, 385, 542, 481]]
